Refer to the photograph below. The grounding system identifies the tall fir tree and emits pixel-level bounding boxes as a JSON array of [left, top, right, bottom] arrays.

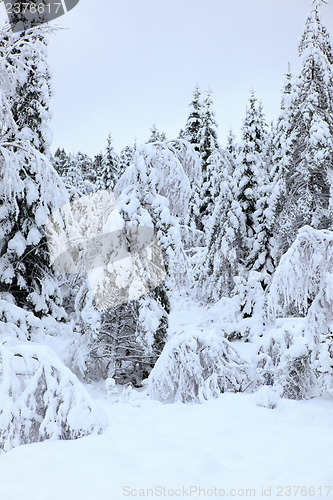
[[226, 129, 238, 160], [215, 91, 276, 318], [117, 145, 134, 180], [197, 90, 221, 229], [276, 1, 333, 255], [233, 90, 269, 268], [147, 123, 166, 143], [183, 86, 203, 152], [98, 134, 120, 190], [200, 152, 240, 302], [85, 142, 192, 385], [0, 26, 68, 318]]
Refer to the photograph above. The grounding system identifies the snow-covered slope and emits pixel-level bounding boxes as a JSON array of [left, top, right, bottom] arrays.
[[0, 296, 332, 500], [0, 388, 332, 500]]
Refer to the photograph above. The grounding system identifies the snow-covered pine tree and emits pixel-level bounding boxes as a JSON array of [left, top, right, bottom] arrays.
[[231, 91, 275, 317], [147, 123, 166, 143], [118, 145, 134, 178], [181, 86, 220, 238], [0, 26, 68, 318], [183, 86, 203, 152], [93, 152, 103, 189], [82, 142, 192, 385], [226, 129, 238, 160], [268, 225, 333, 398], [201, 152, 240, 302], [53, 147, 69, 176], [269, 66, 299, 262], [197, 90, 220, 229], [10, 31, 51, 154], [97, 134, 120, 190], [276, 1, 333, 253], [234, 91, 268, 259], [236, 95, 268, 253]]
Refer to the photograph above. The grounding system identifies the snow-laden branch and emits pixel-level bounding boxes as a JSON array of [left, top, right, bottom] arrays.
[[0, 341, 107, 452], [269, 225, 333, 315]]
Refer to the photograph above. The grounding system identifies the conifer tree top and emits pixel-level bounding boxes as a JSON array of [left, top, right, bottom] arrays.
[[299, 0, 333, 67]]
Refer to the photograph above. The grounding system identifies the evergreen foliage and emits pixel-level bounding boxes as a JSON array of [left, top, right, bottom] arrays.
[[276, 3, 333, 255], [0, 26, 68, 317]]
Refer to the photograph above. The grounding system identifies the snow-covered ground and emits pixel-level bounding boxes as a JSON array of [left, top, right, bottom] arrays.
[[0, 297, 332, 500], [0, 389, 332, 500]]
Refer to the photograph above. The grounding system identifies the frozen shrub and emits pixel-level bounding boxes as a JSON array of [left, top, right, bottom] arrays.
[[279, 342, 315, 400], [256, 319, 301, 387], [256, 318, 316, 399], [148, 330, 254, 403], [255, 385, 280, 409], [268, 226, 333, 397], [0, 342, 107, 452]]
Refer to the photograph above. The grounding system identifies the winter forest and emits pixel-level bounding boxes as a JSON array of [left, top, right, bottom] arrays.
[[1, 0, 333, 498]]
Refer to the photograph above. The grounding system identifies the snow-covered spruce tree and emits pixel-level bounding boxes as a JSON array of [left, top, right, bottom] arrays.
[[269, 65, 302, 266], [226, 129, 238, 161], [81, 142, 192, 385], [56, 151, 95, 199], [231, 91, 276, 318], [181, 86, 206, 239], [0, 27, 107, 449], [197, 93, 274, 307], [181, 87, 220, 238], [97, 133, 120, 190], [198, 151, 238, 302], [235, 91, 268, 263], [167, 139, 202, 250], [0, 26, 68, 318], [268, 225, 333, 397], [53, 147, 69, 176], [116, 141, 191, 297], [147, 123, 166, 143], [276, 2, 333, 255], [75, 151, 96, 185], [10, 31, 52, 154], [197, 90, 221, 229], [118, 144, 134, 177], [182, 85, 203, 152]]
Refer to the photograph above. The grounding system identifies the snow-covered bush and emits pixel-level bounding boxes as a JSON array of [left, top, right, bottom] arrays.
[[280, 341, 314, 400], [256, 318, 316, 399], [105, 377, 119, 401], [256, 319, 303, 386], [148, 330, 254, 403], [269, 226, 333, 397], [255, 385, 280, 409], [0, 342, 107, 453]]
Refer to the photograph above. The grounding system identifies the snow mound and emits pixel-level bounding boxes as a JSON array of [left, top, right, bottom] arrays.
[[0, 342, 107, 452], [148, 330, 254, 403], [255, 385, 280, 409]]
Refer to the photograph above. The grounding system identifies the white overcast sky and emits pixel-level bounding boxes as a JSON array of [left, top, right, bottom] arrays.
[[1, 0, 333, 157]]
